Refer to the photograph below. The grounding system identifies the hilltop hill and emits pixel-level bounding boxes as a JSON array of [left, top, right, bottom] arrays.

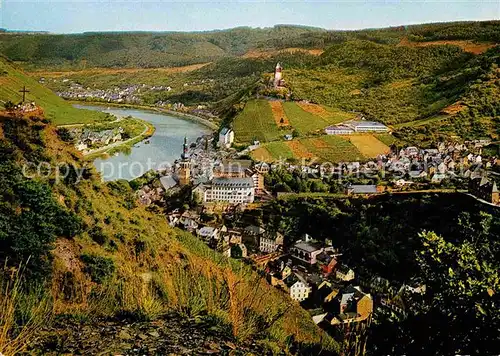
[[0, 57, 109, 124]]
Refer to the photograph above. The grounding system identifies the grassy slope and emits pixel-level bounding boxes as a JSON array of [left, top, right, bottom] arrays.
[[233, 99, 281, 143], [0, 58, 109, 125], [0, 114, 338, 353]]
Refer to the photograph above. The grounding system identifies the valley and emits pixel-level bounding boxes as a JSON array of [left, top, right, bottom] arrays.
[[0, 19, 499, 356]]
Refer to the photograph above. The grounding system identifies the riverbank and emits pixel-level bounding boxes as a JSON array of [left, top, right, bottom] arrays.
[[83, 119, 155, 160], [68, 100, 219, 131]]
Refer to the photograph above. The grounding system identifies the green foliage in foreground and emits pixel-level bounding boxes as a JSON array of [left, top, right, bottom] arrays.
[[0, 117, 82, 280]]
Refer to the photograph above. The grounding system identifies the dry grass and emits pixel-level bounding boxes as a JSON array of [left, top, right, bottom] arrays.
[[398, 37, 497, 55], [345, 134, 390, 158], [251, 146, 274, 162], [31, 63, 211, 77], [441, 101, 467, 115], [0, 267, 53, 355], [269, 101, 289, 126], [285, 140, 315, 159], [296, 102, 330, 119]]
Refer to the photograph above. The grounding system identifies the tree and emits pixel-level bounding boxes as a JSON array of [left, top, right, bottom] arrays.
[[406, 231, 499, 354]]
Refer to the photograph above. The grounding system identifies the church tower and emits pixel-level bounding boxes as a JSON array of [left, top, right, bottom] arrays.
[[178, 136, 191, 186]]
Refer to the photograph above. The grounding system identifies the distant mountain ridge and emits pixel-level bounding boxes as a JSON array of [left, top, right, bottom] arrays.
[[1, 21, 498, 70]]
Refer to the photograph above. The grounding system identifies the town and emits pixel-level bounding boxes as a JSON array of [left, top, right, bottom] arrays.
[[131, 118, 499, 345]]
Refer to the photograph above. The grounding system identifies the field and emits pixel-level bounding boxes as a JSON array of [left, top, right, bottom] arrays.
[[301, 135, 365, 162], [251, 135, 372, 163], [0, 60, 109, 125], [345, 134, 391, 157], [234, 99, 356, 144], [250, 141, 294, 162], [285, 140, 315, 159], [269, 100, 289, 126], [374, 133, 398, 146], [282, 102, 354, 135], [233, 99, 282, 143], [397, 37, 497, 55]]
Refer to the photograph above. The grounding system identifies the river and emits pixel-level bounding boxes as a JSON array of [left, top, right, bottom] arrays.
[[75, 105, 212, 181]]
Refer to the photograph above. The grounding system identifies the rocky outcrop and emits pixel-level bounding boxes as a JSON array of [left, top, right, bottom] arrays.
[[30, 314, 268, 355]]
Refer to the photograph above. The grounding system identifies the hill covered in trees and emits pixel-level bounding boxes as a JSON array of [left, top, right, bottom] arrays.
[[1, 21, 498, 70]]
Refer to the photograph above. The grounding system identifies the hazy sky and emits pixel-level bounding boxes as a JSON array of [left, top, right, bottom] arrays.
[[1, 0, 499, 33]]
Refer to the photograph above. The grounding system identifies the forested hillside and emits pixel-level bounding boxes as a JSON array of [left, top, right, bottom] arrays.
[[1, 21, 498, 70]]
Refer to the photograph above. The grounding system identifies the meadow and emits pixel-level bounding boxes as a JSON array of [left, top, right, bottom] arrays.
[[346, 134, 391, 157], [234, 99, 355, 144], [250, 134, 391, 163]]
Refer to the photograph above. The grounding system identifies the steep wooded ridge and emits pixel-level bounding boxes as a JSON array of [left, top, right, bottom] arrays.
[[0, 115, 337, 353]]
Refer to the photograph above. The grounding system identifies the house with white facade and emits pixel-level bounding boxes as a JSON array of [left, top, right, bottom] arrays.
[[286, 273, 312, 302], [259, 232, 284, 253], [218, 127, 234, 148], [325, 124, 355, 135], [289, 234, 326, 265], [325, 120, 389, 135]]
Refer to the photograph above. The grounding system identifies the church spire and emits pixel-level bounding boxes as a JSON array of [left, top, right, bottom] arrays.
[[181, 136, 189, 160]]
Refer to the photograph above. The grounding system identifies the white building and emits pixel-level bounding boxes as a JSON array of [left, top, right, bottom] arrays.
[[349, 120, 389, 132], [288, 274, 312, 302], [218, 127, 234, 148], [259, 233, 284, 253], [289, 235, 326, 265], [325, 120, 389, 135], [204, 177, 255, 204], [325, 125, 354, 135]]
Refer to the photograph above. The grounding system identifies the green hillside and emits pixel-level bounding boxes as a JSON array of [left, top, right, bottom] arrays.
[[0, 58, 109, 124], [0, 26, 326, 70]]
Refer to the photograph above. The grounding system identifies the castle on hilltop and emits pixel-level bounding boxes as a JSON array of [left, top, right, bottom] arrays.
[[273, 63, 285, 88]]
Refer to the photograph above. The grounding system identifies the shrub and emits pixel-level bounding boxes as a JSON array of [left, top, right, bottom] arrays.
[[80, 254, 115, 283]]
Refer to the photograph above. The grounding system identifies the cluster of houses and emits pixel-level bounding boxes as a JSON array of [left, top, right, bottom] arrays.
[[325, 117, 389, 135], [70, 127, 124, 152], [57, 83, 149, 104], [261, 140, 495, 190], [162, 187, 431, 337], [166, 205, 377, 332]]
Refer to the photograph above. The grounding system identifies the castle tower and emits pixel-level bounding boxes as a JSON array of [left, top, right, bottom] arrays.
[[178, 136, 191, 186], [274, 62, 282, 87]]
